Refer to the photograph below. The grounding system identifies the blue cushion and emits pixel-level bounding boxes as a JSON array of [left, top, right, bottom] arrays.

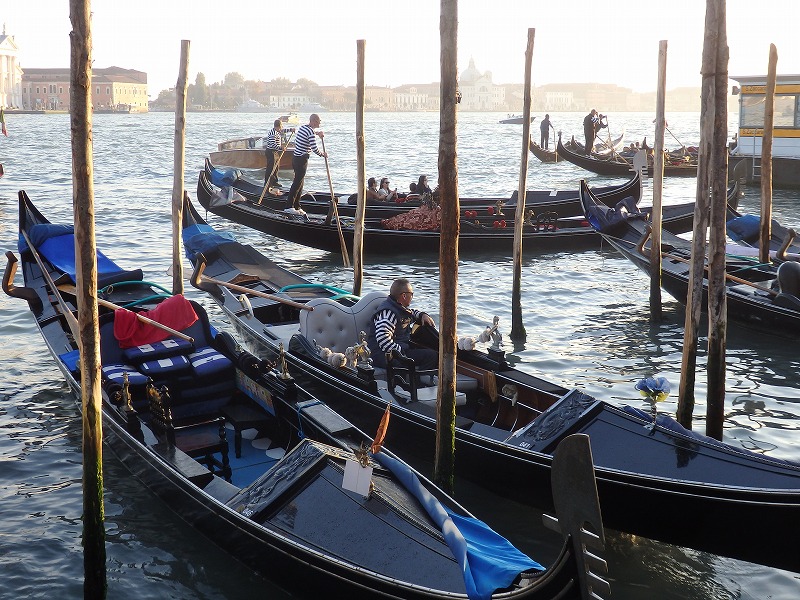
[[139, 355, 191, 377], [101, 364, 149, 386], [122, 338, 194, 364], [189, 347, 233, 378]]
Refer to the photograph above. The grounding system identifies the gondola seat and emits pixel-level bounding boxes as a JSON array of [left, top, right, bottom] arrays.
[[98, 300, 236, 420], [147, 382, 232, 482], [298, 292, 476, 404]]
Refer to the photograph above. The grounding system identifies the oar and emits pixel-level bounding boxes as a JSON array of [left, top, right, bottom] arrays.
[[635, 227, 778, 296], [190, 258, 313, 311], [19, 228, 80, 340], [57, 283, 195, 342], [662, 252, 778, 296], [320, 136, 351, 267], [258, 129, 296, 205]]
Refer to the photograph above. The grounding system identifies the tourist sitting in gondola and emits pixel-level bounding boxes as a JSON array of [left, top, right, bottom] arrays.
[[378, 177, 398, 201], [409, 175, 432, 198], [366, 177, 383, 202]]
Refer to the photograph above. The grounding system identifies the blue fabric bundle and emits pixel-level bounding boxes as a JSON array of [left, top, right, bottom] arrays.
[[727, 214, 760, 243], [374, 451, 543, 600]]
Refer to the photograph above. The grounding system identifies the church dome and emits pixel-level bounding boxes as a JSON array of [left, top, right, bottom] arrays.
[[460, 58, 482, 83]]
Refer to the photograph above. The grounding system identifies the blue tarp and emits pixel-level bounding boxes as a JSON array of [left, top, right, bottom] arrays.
[[210, 167, 241, 187], [21, 224, 130, 284], [182, 224, 237, 261], [727, 214, 760, 243], [374, 452, 543, 600]]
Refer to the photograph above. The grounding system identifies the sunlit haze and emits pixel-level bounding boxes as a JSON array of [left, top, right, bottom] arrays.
[[2, 0, 799, 98]]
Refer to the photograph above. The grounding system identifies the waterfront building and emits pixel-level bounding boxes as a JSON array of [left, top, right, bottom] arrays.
[[458, 58, 506, 110], [0, 27, 22, 108], [21, 66, 148, 112], [365, 86, 394, 110]]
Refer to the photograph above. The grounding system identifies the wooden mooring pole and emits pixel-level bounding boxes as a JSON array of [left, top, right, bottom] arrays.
[[510, 28, 535, 343], [677, 0, 719, 430], [352, 40, 366, 296], [649, 40, 667, 320], [434, 0, 459, 494], [705, 0, 729, 441], [172, 40, 190, 295], [69, 0, 106, 596], [759, 45, 777, 265]]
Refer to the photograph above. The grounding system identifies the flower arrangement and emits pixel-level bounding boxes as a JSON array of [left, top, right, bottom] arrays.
[[635, 376, 671, 431]]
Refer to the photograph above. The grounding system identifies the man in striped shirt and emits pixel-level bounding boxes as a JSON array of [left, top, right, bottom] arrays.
[[286, 113, 326, 213], [366, 278, 437, 371], [263, 118, 284, 188]]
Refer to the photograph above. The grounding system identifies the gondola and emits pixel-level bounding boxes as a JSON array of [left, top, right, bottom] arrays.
[[3, 191, 610, 600], [182, 194, 800, 573], [529, 133, 625, 164], [196, 169, 698, 255], [528, 140, 562, 163], [557, 134, 698, 177], [579, 179, 800, 333], [207, 157, 644, 220]]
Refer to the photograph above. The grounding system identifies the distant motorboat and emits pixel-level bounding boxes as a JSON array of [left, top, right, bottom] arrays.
[[299, 102, 327, 112], [499, 114, 535, 125], [280, 112, 300, 125], [237, 99, 271, 113]]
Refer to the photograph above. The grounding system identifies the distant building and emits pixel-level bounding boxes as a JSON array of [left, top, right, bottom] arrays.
[[365, 86, 394, 110], [458, 58, 506, 110], [394, 85, 429, 111], [21, 66, 148, 112], [0, 27, 23, 107]]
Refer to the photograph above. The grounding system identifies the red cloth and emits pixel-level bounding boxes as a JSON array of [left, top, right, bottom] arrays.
[[113, 294, 199, 348], [381, 205, 442, 231]]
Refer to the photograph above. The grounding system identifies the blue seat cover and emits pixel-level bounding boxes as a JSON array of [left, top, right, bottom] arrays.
[[189, 347, 233, 378]]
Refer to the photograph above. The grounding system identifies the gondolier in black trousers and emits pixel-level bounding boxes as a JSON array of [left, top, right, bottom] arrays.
[[286, 114, 326, 213], [540, 114, 554, 149], [583, 109, 607, 155], [264, 119, 284, 188]]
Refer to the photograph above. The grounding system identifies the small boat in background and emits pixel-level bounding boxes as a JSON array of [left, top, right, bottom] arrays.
[[209, 137, 294, 171], [500, 114, 535, 124]]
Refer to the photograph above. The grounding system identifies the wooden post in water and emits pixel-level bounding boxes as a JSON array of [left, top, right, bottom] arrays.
[[510, 29, 535, 343], [705, 0, 729, 440], [677, 1, 718, 429], [649, 40, 668, 320], [172, 40, 190, 295], [352, 40, 366, 296], [69, 0, 106, 596], [759, 45, 777, 265], [434, 0, 459, 494]]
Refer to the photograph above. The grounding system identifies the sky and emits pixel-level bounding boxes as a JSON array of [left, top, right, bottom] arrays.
[[2, 1, 800, 99]]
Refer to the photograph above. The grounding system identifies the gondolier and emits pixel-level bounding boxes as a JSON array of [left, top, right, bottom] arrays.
[[286, 113, 326, 214], [263, 119, 285, 188], [367, 278, 437, 370], [583, 109, 607, 155]]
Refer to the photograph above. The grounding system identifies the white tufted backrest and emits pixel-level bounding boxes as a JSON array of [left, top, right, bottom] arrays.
[[298, 291, 387, 354], [351, 291, 387, 336]]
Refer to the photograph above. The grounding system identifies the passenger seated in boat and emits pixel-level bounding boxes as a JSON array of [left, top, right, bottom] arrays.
[[366, 177, 384, 202], [415, 175, 432, 196], [366, 278, 437, 371], [378, 177, 398, 202]]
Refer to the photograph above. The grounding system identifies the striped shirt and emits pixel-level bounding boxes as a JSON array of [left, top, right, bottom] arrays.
[[293, 124, 322, 157], [372, 307, 424, 355], [263, 127, 282, 150]]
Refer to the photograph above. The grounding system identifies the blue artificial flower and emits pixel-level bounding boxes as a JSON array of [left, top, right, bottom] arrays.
[[635, 377, 671, 403]]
